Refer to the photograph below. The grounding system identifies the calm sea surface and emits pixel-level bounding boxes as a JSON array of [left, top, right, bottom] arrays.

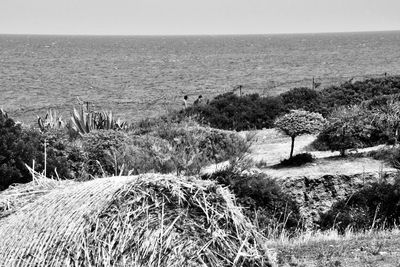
[[1, 31, 400, 123]]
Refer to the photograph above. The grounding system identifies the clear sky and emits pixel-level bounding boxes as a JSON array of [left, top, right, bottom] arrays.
[[1, 0, 400, 35]]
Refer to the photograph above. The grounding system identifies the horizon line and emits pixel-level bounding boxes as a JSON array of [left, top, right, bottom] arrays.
[[1, 29, 400, 37]]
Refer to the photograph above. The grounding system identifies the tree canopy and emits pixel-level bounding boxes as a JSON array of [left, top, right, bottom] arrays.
[[274, 110, 326, 158]]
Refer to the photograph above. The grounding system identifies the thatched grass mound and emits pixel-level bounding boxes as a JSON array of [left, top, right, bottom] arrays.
[[0, 174, 271, 266]]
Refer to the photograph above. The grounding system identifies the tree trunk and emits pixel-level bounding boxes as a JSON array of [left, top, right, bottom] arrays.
[[290, 136, 295, 159], [340, 127, 346, 157]]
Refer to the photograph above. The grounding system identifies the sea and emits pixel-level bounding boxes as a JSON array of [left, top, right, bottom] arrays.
[[1, 31, 400, 124]]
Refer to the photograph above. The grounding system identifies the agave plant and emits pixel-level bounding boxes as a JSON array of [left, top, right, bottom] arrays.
[[115, 118, 128, 130], [70, 106, 95, 135], [70, 106, 127, 136], [37, 109, 65, 132], [0, 108, 8, 120]]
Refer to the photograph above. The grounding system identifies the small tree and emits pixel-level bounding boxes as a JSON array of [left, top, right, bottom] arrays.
[[274, 110, 326, 159], [0, 113, 43, 190], [322, 105, 375, 156]]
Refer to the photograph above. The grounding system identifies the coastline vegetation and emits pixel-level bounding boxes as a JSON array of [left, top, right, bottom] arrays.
[[3, 75, 400, 265]]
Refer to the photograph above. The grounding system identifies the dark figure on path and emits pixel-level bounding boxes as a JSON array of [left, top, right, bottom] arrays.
[[183, 95, 188, 108], [194, 95, 203, 105]]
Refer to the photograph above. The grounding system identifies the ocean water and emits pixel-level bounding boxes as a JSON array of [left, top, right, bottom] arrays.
[[1, 31, 400, 123]]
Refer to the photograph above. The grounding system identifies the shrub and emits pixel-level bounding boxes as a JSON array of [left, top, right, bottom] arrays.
[[278, 153, 314, 167], [182, 92, 286, 130], [370, 99, 400, 145], [104, 134, 176, 176], [203, 168, 302, 236], [319, 180, 400, 232], [42, 128, 86, 180], [319, 76, 400, 113], [369, 147, 400, 169], [0, 112, 90, 189], [0, 116, 43, 190], [151, 123, 248, 175], [80, 122, 248, 177], [280, 87, 326, 114], [179, 76, 400, 131], [316, 105, 376, 156], [274, 110, 326, 159], [82, 130, 129, 176]]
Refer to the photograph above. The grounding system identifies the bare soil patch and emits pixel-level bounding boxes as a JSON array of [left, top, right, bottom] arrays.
[[243, 129, 396, 177]]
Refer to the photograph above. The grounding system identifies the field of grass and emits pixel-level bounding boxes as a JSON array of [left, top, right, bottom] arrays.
[[269, 229, 400, 266]]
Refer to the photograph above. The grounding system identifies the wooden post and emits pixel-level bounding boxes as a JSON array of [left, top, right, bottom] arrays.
[[44, 138, 47, 177], [32, 159, 35, 180]]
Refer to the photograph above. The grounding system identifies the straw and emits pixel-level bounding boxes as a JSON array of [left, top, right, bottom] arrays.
[[0, 174, 271, 266]]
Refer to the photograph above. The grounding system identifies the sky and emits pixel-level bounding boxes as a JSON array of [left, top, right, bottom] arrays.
[[1, 0, 400, 35]]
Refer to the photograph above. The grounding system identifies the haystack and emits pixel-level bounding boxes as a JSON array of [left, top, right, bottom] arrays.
[[0, 174, 272, 266]]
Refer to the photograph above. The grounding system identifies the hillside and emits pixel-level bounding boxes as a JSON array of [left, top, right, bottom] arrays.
[[242, 129, 400, 266]]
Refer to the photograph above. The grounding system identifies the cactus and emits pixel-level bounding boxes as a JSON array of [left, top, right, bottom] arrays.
[[70, 106, 127, 136], [0, 108, 8, 120], [37, 109, 65, 132]]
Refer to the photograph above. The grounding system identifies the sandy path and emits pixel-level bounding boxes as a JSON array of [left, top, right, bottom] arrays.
[[236, 129, 395, 177]]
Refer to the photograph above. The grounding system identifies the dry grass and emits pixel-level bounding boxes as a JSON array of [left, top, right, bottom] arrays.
[[0, 173, 272, 267], [0, 167, 69, 219], [269, 228, 400, 266]]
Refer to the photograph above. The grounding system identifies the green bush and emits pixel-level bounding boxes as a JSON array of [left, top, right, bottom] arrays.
[[0, 112, 90, 189], [150, 122, 248, 175], [203, 169, 302, 236], [182, 92, 287, 130], [0, 118, 75, 186], [369, 147, 400, 169], [319, 180, 400, 232], [320, 76, 400, 112], [314, 105, 376, 156], [104, 134, 176, 176], [81, 130, 128, 176], [42, 128, 86, 180], [280, 87, 326, 114], [79, 122, 248, 177], [0, 117, 43, 190], [180, 76, 400, 131]]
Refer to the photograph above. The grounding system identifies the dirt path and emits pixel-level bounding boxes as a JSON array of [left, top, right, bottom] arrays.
[[244, 129, 383, 164], [240, 129, 396, 178], [203, 129, 396, 176]]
